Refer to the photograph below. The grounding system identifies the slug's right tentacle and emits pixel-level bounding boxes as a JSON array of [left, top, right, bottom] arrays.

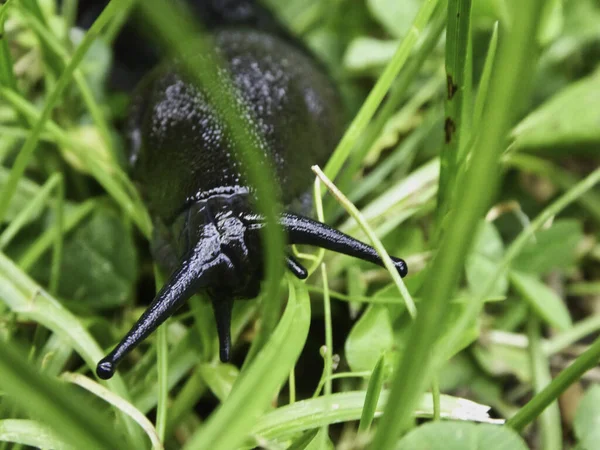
[[96, 240, 226, 380], [286, 254, 308, 279], [244, 212, 408, 277], [280, 213, 408, 277]]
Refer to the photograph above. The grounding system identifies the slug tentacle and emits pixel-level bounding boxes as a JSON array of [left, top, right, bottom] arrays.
[[211, 297, 234, 362], [286, 254, 309, 280], [279, 213, 408, 277], [96, 240, 228, 380]]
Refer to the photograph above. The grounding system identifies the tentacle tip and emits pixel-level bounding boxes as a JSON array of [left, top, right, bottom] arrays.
[[96, 359, 115, 380], [219, 345, 231, 363], [296, 267, 308, 280], [394, 258, 408, 278]]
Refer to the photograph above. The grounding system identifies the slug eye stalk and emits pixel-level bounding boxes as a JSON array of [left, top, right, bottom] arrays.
[[96, 242, 227, 380], [279, 213, 408, 278]]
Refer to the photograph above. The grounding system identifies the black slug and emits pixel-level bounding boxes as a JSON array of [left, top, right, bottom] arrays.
[[95, 0, 408, 380]]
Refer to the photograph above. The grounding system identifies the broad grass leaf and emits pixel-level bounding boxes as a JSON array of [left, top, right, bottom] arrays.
[[0, 168, 44, 224], [512, 70, 600, 153], [198, 363, 239, 402], [71, 27, 111, 100], [574, 385, 600, 450], [538, 0, 564, 45], [345, 305, 394, 374], [343, 37, 399, 72], [55, 207, 137, 308], [511, 219, 582, 275], [305, 428, 334, 450], [466, 221, 508, 297], [397, 422, 528, 450], [0, 419, 74, 450], [472, 342, 531, 382], [367, 0, 421, 38], [510, 271, 572, 330]]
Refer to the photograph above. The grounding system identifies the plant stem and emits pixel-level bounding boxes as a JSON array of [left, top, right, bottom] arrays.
[[507, 333, 600, 431], [527, 314, 562, 450], [432, 377, 441, 421], [155, 265, 168, 443], [312, 166, 416, 318]]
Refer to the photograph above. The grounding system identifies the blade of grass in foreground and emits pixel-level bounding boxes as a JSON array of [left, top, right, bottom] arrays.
[[436, 0, 472, 236], [370, 1, 547, 447], [313, 166, 416, 318], [137, 0, 285, 363], [0, 419, 72, 450], [0, 344, 131, 450], [61, 373, 163, 450], [182, 277, 311, 450], [248, 390, 498, 445], [0, 252, 144, 447]]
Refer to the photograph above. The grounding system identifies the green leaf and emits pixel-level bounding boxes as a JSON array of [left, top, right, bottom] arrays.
[[472, 342, 531, 383], [358, 355, 385, 433], [0, 419, 74, 450], [71, 27, 111, 100], [0, 344, 130, 450], [343, 37, 399, 72], [53, 207, 137, 309], [538, 0, 564, 45], [0, 167, 45, 224], [305, 428, 334, 450], [250, 391, 497, 443], [511, 219, 582, 275], [512, 70, 600, 153], [397, 422, 528, 449], [345, 305, 395, 374], [510, 271, 572, 330], [466, 221, 508, 297], [198, 363, 239, 402], [367, 0, 422, 38], [574, 385, 600, 450], [435, 300, 480, 362]]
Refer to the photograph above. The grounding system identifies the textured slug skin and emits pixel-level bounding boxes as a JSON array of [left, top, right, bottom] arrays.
[[127, 28, 345, 268]]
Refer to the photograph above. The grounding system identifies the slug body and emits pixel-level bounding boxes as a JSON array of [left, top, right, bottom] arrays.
[[96, 1, 408, 380]]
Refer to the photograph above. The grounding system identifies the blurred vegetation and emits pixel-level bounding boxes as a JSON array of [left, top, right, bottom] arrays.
[[0, 0, 599, 448]]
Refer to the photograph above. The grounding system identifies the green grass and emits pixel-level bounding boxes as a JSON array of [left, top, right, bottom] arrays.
[[1, 0, 600, 449]]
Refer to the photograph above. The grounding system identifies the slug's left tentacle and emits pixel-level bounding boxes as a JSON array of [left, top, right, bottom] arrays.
[[96, 241, 226, 380], [211, 297, 234, 362], [279, 213, 408, 277], [286, 254, 308, 279]]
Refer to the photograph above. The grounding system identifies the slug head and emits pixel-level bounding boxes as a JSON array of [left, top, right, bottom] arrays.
[[96, 195, 265, 380], [96, 198, 408, 380]]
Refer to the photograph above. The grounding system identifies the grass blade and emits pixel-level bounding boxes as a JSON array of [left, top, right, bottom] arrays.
[[323, 0, 440, 184], [358, 356, 385, 433], [0, 0, 134, 223], [61, 373, 163, 450], [371, 1, 548, 446], [313, 165, 416, 318], [182, 277, 311, 450], [0, 343, 130, 450], [527, 315, 562, 450], [0, 419, 73, 450]]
